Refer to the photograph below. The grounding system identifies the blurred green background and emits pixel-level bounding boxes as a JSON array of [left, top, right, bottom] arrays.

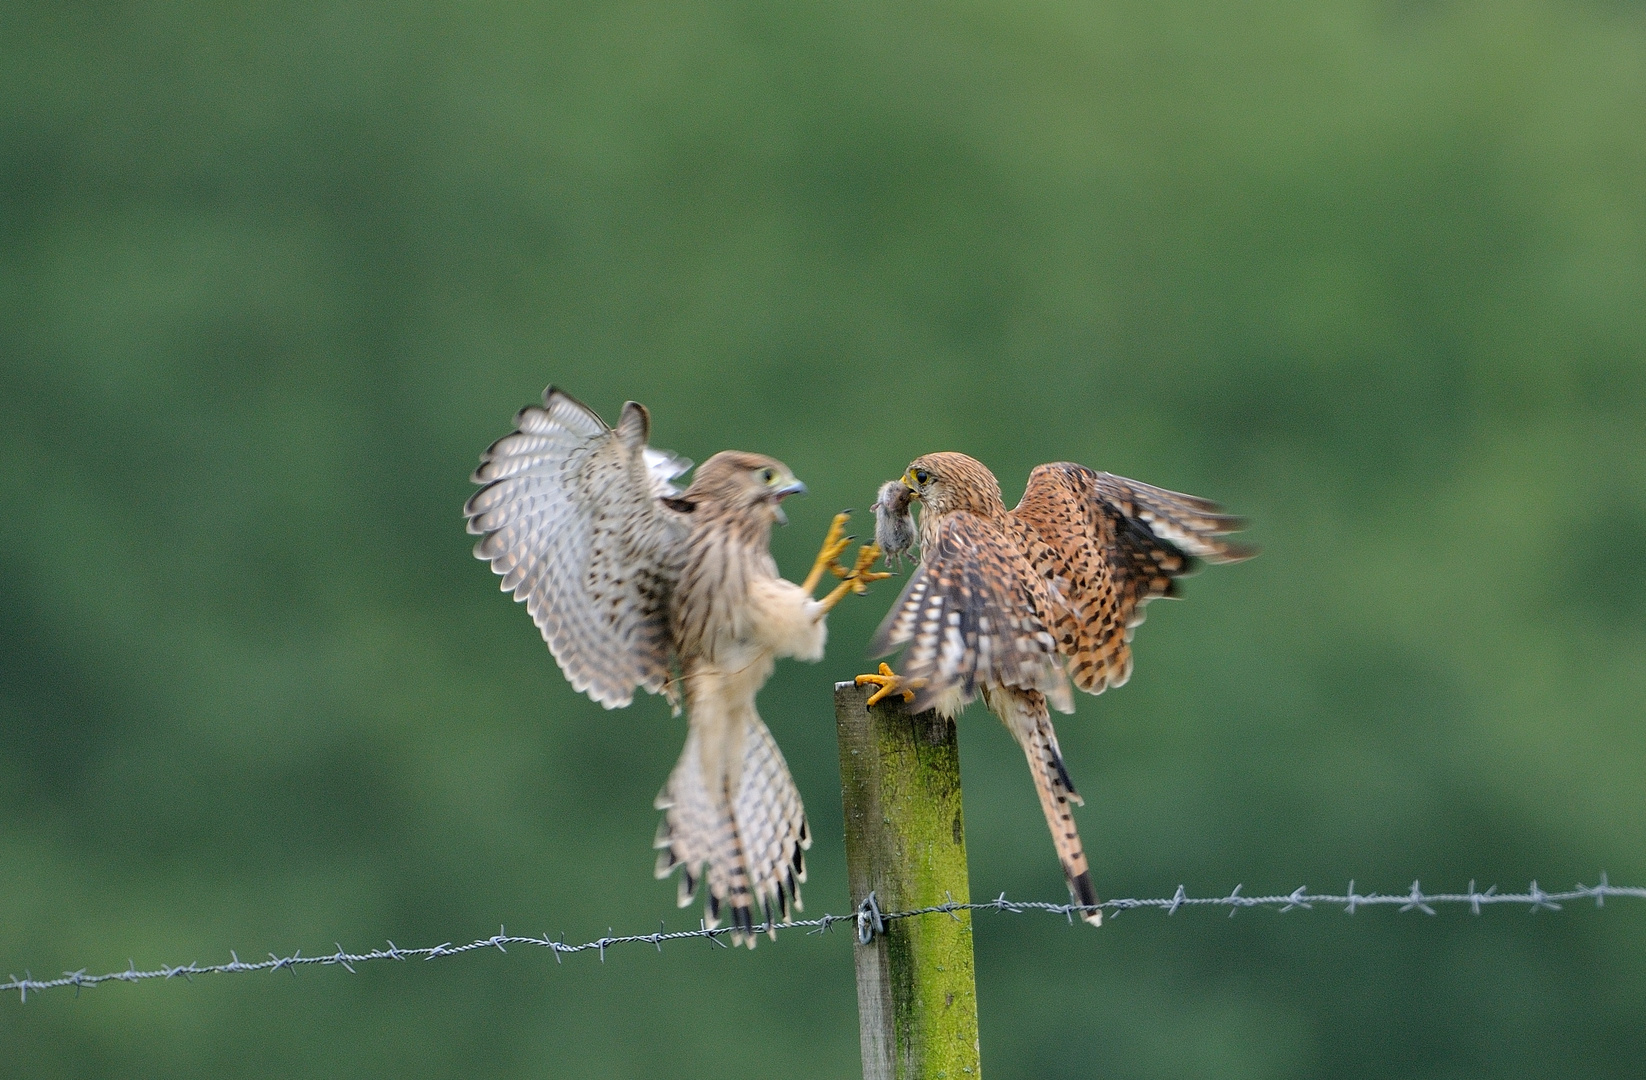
[[3, 1, 1644, 1076]]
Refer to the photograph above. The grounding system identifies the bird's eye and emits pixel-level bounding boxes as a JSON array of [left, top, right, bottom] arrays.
[[760, 467, 776, 484], [913, 469, 930, 485]]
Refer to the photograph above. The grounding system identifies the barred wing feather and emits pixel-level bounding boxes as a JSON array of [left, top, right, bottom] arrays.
[[464, 387, 691, 708], [870, 512, 1065, 714]]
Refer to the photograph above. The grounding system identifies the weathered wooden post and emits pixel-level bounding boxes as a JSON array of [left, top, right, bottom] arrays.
[[834, 681, 982, 1080]]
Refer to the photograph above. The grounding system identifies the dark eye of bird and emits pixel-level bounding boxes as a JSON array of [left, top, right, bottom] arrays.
[[760, 468, 774, 483]]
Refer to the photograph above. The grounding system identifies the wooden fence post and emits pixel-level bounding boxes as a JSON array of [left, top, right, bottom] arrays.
[[834, 681, 982, 1080]]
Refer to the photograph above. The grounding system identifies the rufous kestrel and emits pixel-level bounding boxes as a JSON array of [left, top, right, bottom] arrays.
[[860, 452, 1252, 924]]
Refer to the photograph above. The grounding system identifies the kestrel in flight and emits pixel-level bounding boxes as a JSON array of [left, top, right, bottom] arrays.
[[464, 387, 886, 944], [860, 452, 1252, 924]]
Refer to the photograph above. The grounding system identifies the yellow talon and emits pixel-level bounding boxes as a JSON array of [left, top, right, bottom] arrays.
[[855, 662, 918, 706], [815, 537, 891, 613], [802, 511, 854, 594], [844, 543, 892, 595]]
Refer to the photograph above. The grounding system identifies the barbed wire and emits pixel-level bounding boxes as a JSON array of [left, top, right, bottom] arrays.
[[6, 875, 1640, 1002]]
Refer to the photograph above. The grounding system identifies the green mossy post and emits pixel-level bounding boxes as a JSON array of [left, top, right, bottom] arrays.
[[834, 681, 982, 1080]]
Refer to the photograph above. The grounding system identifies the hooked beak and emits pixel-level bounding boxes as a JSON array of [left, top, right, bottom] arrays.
[[901, 471, 920, 498], [772, 477, 805, 524]]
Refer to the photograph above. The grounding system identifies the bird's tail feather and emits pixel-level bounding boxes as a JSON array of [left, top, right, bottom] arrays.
[[1003, 690, 1101, 926], [654, 714, 810, 946]]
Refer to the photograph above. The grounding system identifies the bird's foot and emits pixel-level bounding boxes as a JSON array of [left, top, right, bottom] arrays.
[[817, 543, 891, 612], [855, 662, 921, 706], [841, 542, 892, 594], [801, 511, 855, 594]]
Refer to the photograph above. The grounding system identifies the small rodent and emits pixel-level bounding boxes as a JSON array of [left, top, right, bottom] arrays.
[[871, 479, 917, 569]]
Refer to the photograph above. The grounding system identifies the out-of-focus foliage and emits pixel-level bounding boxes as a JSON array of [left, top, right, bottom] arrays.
[[3, 1, 1644, 1076]]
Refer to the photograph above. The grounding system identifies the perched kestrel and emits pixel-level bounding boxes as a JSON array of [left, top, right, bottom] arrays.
[[858, 452, 1252, 924], [465, 388, 885, 944]]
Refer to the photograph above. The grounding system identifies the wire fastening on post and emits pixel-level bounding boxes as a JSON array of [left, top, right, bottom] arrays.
[[855, 891, 886, 945]]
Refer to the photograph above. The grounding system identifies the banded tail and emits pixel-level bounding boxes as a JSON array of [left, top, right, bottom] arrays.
[[992, 686, 1102, 926], [653, 713, 810, 946]]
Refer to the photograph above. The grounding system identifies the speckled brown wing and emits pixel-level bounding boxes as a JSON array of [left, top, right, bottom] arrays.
[[464, 387, 692, 708], [870, 511, 1066, 713], [1010, 464, 1253, 695]]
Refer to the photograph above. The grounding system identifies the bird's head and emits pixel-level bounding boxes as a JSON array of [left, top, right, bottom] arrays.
[[687, 451, 807, 525], [900, 452, 1005, 519]]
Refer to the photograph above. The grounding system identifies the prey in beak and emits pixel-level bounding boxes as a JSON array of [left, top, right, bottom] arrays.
[[871, 478, 918, 568]]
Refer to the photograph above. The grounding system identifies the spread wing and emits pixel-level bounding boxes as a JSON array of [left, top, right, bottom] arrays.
[[464, 387, 693, 708], [869, 511, 1066, 714], [1010, 463, 1254, 695]]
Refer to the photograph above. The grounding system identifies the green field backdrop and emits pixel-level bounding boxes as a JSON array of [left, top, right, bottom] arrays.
[[3, 2, 1645, 1076]]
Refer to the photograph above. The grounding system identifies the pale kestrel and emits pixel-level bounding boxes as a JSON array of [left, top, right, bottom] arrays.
[[859, 452, 1252, 924], [465, 388, 885, 944]]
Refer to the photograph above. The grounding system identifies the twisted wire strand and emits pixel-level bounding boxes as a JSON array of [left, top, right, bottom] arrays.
[[7, 876, 1640, 1001]]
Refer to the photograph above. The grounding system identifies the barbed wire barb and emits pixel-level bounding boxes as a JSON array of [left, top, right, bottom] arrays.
[[8, 877, 1646, 1002], [1401, 881, 1437, 915]]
